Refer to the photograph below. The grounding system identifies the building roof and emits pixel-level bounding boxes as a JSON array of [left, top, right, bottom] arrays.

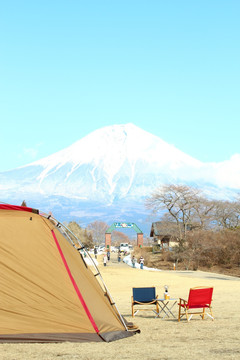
[[150, 221, 173, 237]]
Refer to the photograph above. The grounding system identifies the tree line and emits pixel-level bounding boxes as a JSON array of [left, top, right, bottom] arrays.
[[66, 220, 130, 249], [145, 184, 240, 271]]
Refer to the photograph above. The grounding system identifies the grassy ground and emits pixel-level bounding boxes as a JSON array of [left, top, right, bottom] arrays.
[[1, 253, 240, 360]]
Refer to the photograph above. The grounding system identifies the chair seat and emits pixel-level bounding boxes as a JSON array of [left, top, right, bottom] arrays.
[[179, 303, 211, 309], [133, 299, 158, 304]]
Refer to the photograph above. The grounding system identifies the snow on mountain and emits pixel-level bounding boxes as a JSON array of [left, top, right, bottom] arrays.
[[0, 124, 204, 200], [0, 123, 239, 230]]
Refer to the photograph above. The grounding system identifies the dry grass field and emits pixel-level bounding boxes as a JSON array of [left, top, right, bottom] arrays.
[[1, 254, 240, 360]]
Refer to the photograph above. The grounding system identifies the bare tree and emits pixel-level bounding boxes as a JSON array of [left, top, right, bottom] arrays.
[[214, 200, 240, 229], [157, 212, 181, 238], [145, 184, 201, 241], [111, 231, 129, 245], [87, 221, 109, 245], [67, 221, 94, 249], [191, 197, 217, 230]]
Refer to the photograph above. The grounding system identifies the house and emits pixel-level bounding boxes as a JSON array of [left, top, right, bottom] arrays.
[[150, 221, 178, 250]]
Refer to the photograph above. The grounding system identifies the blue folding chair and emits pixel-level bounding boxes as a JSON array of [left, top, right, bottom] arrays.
[[132, 287, 159, 317]]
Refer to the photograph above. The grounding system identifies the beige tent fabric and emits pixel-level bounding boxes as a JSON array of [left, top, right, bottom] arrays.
[[48, 221, 126, 333], [0, 208, 133, 342]]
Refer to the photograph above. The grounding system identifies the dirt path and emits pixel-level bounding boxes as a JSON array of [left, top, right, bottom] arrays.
[[95, 251, 129, 267]]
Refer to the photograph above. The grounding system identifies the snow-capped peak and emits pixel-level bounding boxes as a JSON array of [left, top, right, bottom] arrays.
[[0, 124, 239, 208], [31, 123, 202, 171]]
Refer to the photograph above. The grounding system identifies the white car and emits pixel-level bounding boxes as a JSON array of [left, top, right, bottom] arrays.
[[119, 243, 130, 253]]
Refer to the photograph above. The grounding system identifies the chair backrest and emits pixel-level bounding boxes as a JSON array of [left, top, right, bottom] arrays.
[[132, 287, 156, 302], [188, 287, 213, 307]]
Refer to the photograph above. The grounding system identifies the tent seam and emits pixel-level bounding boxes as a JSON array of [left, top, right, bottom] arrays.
[[51, 230, 100, 335]]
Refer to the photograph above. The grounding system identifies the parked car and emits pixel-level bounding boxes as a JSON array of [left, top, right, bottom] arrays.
[[119, 243, 130, 253]]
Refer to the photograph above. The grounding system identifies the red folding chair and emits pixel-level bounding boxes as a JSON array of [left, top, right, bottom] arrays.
[[178, 287, 214, 322]]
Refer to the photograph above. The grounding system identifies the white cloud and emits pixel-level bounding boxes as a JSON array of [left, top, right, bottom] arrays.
[[23, 147, 39, 158], [214, 154, 240, 188], [18, 143, 44, 161]]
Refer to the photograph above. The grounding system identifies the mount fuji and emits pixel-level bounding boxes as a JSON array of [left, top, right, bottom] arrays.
[[0, 123, 239, 234]]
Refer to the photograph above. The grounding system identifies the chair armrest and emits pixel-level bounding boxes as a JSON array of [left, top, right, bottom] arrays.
[[178, 298, 188, 309]]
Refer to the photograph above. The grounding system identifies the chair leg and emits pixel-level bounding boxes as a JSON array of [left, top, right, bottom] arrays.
[[178, 305, 181, 322], [202, 307, 205, 320], [208, 306, 214, 320], [156, 302, 159, 315]]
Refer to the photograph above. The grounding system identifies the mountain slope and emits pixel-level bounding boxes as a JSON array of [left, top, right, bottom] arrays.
[[0, 124, 205, 201], [0, 123, 239, 231]]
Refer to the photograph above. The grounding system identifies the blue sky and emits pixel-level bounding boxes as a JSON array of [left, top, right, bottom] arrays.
[[0, 1, 239, 171]]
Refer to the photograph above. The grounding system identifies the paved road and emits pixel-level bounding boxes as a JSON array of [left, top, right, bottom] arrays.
[[171, 270, 240, 281]]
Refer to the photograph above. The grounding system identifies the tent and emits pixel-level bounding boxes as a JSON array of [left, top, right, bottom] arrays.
[[0, 204, 138, 343]]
